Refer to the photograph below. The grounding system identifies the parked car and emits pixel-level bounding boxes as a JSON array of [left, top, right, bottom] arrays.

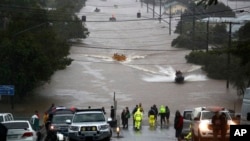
[[45, 107, 76, 141], [49, 108, 75, 136], [181, 109, 192, 138], [0, 113, 14, 123], [67, 108, 112, 141], [1, 120, 38, 141], [191, 106, 236, 141]]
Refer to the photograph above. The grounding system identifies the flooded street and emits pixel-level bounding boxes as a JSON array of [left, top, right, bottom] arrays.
[[1, 0, 248, 140], [1, 0, 244, 124], [34, 0, 241, 116]]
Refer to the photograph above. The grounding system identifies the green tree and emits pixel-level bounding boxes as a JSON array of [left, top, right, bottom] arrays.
[[0, 0, 88, 99], [185, 22, 250, 96], [173, 1, 233, 50]]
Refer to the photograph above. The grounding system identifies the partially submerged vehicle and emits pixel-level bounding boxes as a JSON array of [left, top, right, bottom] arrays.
[[175, 70, 184, 83]]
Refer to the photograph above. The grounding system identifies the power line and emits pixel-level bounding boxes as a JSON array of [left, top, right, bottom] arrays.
[[2, 3, 250, 20], [72, 44, 189, 52]]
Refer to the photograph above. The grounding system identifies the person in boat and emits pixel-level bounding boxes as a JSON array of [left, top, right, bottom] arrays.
[[175, 70, 182, 76]]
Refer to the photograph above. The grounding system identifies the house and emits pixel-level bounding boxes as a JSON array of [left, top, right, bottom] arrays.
[[199, 14, 250, 33], [164, 1, 188, 15]]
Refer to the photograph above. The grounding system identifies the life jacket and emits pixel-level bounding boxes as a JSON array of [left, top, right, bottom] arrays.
[[134, 110, 142, 121], [159, 105, 166, 114]]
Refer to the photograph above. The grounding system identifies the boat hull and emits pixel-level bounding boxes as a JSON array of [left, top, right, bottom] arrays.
[[175, 76, 184, 83]]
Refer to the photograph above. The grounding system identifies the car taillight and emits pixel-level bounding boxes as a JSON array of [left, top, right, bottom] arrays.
[[22, 132, 33, 138]]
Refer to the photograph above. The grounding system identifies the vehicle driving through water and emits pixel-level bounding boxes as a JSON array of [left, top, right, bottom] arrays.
[[175, 70, 184, 83]]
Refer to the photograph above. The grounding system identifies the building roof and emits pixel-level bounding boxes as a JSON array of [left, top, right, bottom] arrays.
[[164, 1, 187, 9], [200, 14, 250, 33]]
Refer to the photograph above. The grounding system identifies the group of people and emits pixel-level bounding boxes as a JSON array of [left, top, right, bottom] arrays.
[[212, 111, 228, 141], [147, 104, 171, 127], [121, 103, 183, 141], [112, 103, 181, 133]]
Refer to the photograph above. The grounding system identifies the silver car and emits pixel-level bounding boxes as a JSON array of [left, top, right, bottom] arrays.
[[181, 109, 192, 138], [67, 109, 112, 141], [2, 120, 38, 141]]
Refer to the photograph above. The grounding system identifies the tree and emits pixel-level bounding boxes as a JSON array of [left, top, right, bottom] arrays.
[[229, 22, 250, 94], [0, 0, 88, 99], [172, 1, 233, 49], [185, 22, 250, 96]]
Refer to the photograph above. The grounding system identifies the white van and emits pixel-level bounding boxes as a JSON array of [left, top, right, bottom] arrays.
[[0, 113, 14, 123], [240, 87, 250, 124]]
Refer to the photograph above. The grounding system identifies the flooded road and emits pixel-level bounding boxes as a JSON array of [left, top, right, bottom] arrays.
[[1, 0, 244, 125], [32, 0, 242, 116], [1, 0, 248, 140]]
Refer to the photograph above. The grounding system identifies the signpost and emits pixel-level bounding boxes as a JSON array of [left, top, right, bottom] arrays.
[[0, 85, 15, 109], [0, 85, 15, 96]]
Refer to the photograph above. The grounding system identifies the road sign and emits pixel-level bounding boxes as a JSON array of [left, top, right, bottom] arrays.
[[0, 85, 15, 96]]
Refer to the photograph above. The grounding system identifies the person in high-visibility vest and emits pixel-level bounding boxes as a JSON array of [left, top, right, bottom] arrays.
[[158, 105, 166, 127], [134, 108, 143, 130], [148, 107, 156, 126]]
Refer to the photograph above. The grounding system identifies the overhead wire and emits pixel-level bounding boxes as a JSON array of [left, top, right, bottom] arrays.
[[1, 3, 248, 50], [1, 3, 250, 20]]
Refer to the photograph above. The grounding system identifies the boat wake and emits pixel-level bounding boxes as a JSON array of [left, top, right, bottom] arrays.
[[83, 54, 208, 83], [141, 66, 208, 83]]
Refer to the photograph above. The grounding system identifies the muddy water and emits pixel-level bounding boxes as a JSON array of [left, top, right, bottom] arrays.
[[0, 0, 245, 121]]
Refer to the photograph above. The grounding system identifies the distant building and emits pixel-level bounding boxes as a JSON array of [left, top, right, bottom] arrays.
[[200, 14, 250, 33], [163, 1, 188, 15]]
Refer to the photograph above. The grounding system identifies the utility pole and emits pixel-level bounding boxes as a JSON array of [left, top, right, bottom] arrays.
[[153, 0, 155, 18], [169, 5, 171, 35], [180, 11, 182, 35], [222, 21, 239, 88], [227, 22, 232, 88], [206, 20, 209, 52], [192, 7, 196, 50], [159, 0, 162, 23]]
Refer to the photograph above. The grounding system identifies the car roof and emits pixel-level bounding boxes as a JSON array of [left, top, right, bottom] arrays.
[[0, 113, 12, 115], [1, 120, 30, 123], [76, 108, 103, 111], [51, 108, 76, 115], [193, 106, 227, 112], [75, 108, 103, 113], [53, 113, 74, 116]]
